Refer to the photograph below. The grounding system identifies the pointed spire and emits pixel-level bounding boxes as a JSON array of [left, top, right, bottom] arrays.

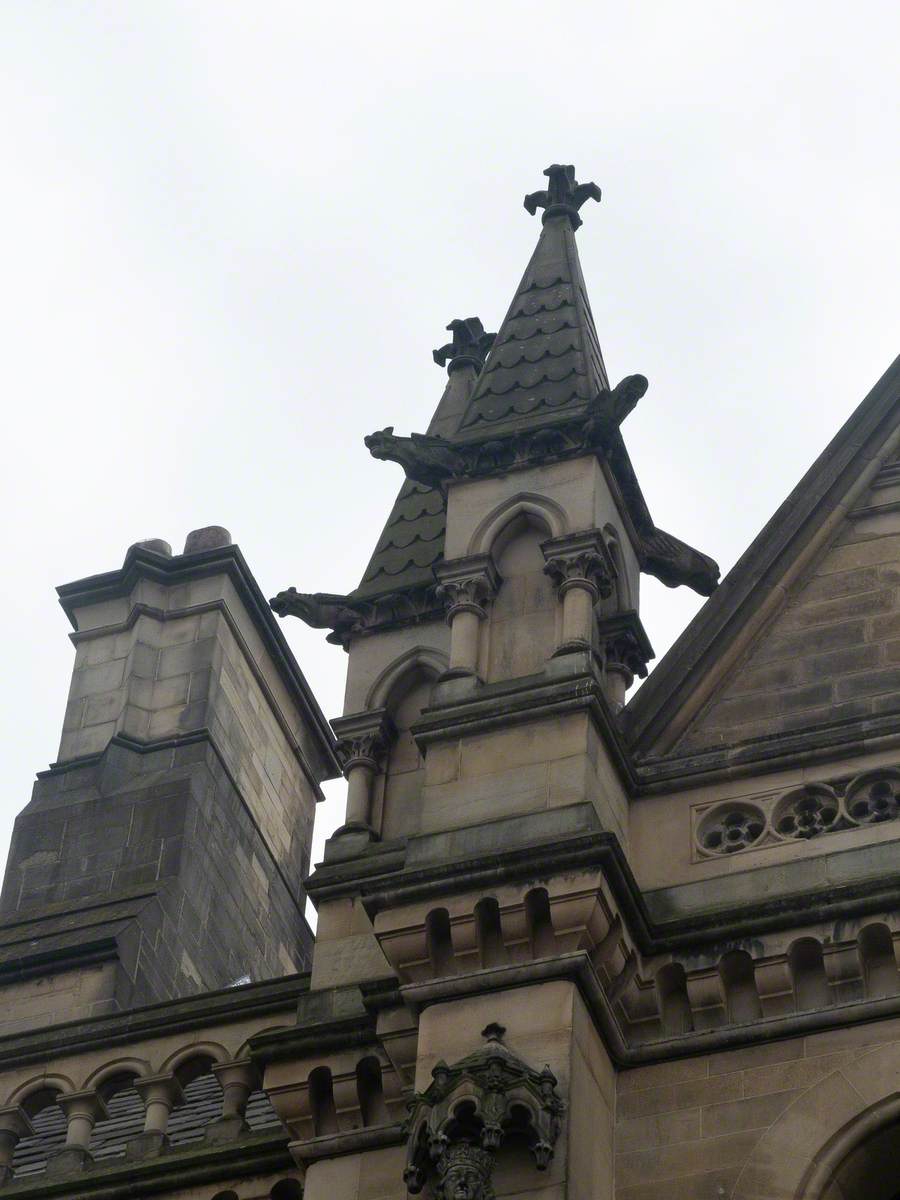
[[459, 163, 608, 438], [524, 164, 601, 231]]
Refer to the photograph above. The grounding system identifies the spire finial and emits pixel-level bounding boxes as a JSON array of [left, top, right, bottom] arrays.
[[433, 317, 495, 374], [524, 164, 601, 230]]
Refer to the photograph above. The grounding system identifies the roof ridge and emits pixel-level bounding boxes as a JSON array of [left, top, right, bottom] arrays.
[[625, 353, 900, 753]]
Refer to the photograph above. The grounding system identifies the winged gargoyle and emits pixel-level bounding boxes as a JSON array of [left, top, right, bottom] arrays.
[[364, 427, 466, 489], [582, 374, 649, 449], [269, 588, 358, 631], [640, 528, 720, 597], [524, 164, 602, 230]]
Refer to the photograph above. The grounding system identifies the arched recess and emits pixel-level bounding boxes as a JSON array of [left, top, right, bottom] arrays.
[[467, 492, 568, 558], [732, 1038, 900, 1200], [82, 1058, 150, 1095], [369, 650, 446, 840], [471, 501, 562, 683]]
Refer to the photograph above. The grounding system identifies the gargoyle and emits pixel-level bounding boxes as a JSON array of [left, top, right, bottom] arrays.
[[364, 427, 466, 488], [269, 588, 358, 630], [524, 164, 602, 230], [583, 374, 649, 448], [641, 527, 720, 596]]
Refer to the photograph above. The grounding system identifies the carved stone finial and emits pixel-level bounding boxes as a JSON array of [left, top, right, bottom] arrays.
[[523, 164, 601, 230], [404, 1028, 564, 1200], [433, 318, 496, 374]]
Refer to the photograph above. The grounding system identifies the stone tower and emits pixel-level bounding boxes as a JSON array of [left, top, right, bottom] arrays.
[[0, 167, 896, 1200]]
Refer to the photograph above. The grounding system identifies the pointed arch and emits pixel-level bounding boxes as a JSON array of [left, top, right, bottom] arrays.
[[365, 646, 448, 710], [467, 492, 568, 557]]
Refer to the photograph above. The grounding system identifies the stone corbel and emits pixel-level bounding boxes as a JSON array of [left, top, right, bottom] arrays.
[[435, 555, 500, 679], [595, 611, 654, 709], [0, 1105, 34, 1184], [541, 530, 615, 654], [332, 708, 396, 836]]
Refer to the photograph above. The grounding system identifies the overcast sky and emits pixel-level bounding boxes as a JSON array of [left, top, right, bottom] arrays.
[[1, 2, 897, 894]]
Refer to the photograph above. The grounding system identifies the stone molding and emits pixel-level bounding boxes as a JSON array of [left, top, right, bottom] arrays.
[[434, 555, 501, 622], [540, 530, 615, 601]]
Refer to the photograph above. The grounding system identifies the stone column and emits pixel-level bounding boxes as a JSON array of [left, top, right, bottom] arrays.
[[332, 709, 395, 830], [541, 532, 615, 654], [50, 1090, 108, 1174], [435, 555, 500, 679], [594, 613, 653, 709], [206, 1059, 260, 1142], [0, 1106, 33, 1184], [127, 1074, 184, 1159]]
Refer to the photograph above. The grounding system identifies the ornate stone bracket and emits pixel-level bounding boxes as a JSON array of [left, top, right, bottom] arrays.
[[404, 1023, 564, 1200], [433, 318, 496, 374]]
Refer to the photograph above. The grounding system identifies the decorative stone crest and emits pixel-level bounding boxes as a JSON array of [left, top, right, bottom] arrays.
[[433, 318, 496, 374], [523, 164, 601, 230], [404, 1023, 564, 1200]]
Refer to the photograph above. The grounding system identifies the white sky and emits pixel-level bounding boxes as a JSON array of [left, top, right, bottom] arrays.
[[0, 2, 898, 895]]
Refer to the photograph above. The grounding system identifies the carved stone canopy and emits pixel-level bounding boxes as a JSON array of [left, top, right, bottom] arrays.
[[404, 1023, 564, 1200]]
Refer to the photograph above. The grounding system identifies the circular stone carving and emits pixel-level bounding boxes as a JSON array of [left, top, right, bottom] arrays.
[[773, 785, 839, 840], [845, 771, 900, 825], [697, 803, 766, 854]]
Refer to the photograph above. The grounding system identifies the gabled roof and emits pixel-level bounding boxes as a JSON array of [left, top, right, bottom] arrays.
[[625, 353, 900, 756]]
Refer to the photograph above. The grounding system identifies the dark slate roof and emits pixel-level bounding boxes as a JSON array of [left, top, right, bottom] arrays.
[[624, 353, 900, 754], [11, 1075, 282, 1179], [458, 213, 609, 438], [352, 480, 446, 601]]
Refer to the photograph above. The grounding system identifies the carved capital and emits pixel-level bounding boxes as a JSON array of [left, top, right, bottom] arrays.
[[596, 611, 654, 685], [435, 555, 500, 621], [404, 1023, 563, 1200], [541, 531, 615, 601], [332, 708, 396, 775]]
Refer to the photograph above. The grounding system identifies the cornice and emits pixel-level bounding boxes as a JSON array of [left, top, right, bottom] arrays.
[[0, 974, 309, 1072], [306, 809, 900, 954], [2, 1134, 292, 1199]]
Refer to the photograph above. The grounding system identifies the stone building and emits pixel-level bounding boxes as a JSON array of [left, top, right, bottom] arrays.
[[0, 164, 898, 1200]]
